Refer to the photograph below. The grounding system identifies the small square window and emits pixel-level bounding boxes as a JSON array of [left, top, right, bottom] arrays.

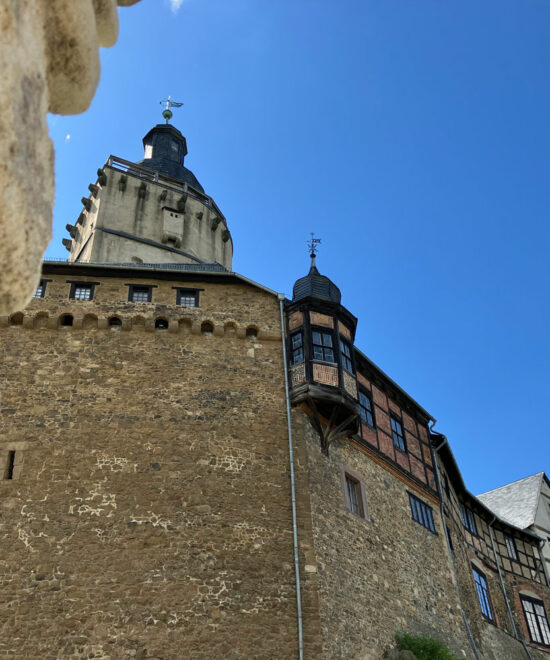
[[339, 338, 354, 373], [521, 595, 550, 646], [69, 282, 95, 300], [176, 288, 199, 307], [359, 390, 375, 428], [312, 329, 334, 362], [472, 566, 494, 621], [129, 285, 153, 303], [505, 534, 518, 561], [390, 415, 406, 451], [343, 471, 368, 520], [408, 492, 436, 533], [290, 331, 304, 365]]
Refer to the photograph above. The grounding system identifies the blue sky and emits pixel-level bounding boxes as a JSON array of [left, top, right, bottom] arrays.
[[47, 0, 549, 495]]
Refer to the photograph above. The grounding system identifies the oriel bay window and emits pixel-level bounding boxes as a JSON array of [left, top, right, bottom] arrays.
[[312, 329, 334, 362], [290, 331, 304, 365], [339, 338, 354, 373]]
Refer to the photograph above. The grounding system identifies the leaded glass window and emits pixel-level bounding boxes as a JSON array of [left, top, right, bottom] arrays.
[[521, 596, 550, 646], [72, 284, 92, 300]]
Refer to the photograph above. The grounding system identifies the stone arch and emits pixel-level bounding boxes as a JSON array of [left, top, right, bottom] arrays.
[[245, 324, 259, 339], [9, 312, 23, 326], [132, 315, 146, 330], [201, 320, 214, 335], [82, 313, 98, 330], [155, 318, 169, 330], [108, 316, 122, 329], [33, 312, 49, 329], [59, 313, 74, 327], [178, 318, 192, 334], [224, 321, 238, 337]]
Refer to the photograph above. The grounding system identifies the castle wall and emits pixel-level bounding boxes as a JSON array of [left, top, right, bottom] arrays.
[[299, 417, 474, 659], [70, 167, 232, 268], [0, 272, 319, 659]]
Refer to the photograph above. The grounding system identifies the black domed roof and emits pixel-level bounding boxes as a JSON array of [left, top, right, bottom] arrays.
[[292, 258, 341, 303], [138, 123, 205, 193]]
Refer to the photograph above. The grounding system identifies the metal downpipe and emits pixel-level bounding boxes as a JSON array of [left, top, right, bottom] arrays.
[[487, 519, 533, 660], [431, 430, 482, 660], [279, 294, 304, 660]]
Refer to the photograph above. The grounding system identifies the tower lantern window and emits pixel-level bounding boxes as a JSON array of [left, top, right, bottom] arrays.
[[312, 330, 334, 363]]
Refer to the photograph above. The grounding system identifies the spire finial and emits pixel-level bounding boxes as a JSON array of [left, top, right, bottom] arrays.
[[160, 96, 184, 124], [307, 233, 321, 267]]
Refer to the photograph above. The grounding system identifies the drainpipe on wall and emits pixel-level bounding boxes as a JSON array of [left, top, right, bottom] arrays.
[[431, 428, 482, 660], [279, 293, 304, 660], [487, 518, 533, 660]]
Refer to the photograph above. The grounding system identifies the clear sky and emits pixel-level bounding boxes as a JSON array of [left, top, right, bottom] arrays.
[[46, 0, 549, 495]]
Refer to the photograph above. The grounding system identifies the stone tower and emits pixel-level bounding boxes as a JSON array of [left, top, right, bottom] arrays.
[[64, 121, 233, 268]]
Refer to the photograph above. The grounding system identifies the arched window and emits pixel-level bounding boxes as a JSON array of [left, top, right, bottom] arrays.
[[155, 318, 169, 330], [60, 314, 73, 327], [108, 316, 122, 328], [201, 321, 214, 335]]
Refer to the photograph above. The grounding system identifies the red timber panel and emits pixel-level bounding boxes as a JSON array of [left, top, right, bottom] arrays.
[[410, 455, 427, 483], [372, 385, 388, 410], [378, 431, 395, 460]]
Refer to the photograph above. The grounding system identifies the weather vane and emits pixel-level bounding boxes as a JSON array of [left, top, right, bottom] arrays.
[[307, 232, 321, 258], [160, 96, 184, 124]]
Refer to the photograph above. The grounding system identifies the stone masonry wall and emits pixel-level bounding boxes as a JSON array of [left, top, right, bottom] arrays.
[[0, 272, 320, 658], [299, 417, 474, 660]]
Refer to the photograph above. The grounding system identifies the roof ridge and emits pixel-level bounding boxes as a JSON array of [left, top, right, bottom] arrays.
[[478, 471, 544, 497]]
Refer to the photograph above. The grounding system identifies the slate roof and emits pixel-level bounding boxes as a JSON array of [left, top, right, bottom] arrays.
[[292, 258, 341, 304], [477, 472, 545, 529]]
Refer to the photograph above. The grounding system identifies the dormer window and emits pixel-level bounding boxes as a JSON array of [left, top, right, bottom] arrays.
[[312, 329, 334, 363]]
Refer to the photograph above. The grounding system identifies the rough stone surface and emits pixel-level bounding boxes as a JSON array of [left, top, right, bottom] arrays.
[[0, 1, 141, 316], [0, 271, 322, 658]]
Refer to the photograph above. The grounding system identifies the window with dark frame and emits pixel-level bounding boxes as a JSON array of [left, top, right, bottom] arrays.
[[176, 288, 199, 307], [344, 473, 365, 518], [460, 503, 478, 536], [33, 281, 46, 298], [129, 285, 152, 303], [390, 415, 406, 451], [312, 329, 334, 362], [505, 534, 518, 561], [472, 566, 494, 621], [290, 331, 304, 365], [359, 390, 375, 428], [521, 595, 550, 646], [339, 338, 354, 373], [443, 474, 451, 499], [69, 283, 94, 300], [408, 492, 435, 533]]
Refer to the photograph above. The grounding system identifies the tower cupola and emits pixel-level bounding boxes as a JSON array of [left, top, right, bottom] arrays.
[[139, 123, 204, 192], [292, 256, 341, 304]]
